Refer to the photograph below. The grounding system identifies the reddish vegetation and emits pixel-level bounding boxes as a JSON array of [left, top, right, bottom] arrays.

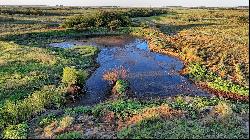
[[118, 105, 183, 130], [102, 66, 128, 84]]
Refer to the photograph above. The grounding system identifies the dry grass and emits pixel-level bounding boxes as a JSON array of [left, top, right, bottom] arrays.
[[120, 104, 183, 129], [43, 116, 74, 138]]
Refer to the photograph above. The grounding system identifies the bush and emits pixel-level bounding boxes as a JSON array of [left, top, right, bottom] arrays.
[[62, 8, 168, 30], [62, 67, 88, 86], [3, 123, 29, 139], [62, 10, 131, 30], [62, 14, 95, 29]]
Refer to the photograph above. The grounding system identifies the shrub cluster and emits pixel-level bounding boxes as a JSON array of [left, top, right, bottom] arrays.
[[62, 67, 88, 87], [125, 8, 168, 18], [62, 11, 131, 30], [62, 8, 168, 30]]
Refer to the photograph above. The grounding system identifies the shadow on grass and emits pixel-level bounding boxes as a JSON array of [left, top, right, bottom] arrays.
[[158, 23, 217, 35], [0, 19, 57, 25], [0, 28, 131, 48]]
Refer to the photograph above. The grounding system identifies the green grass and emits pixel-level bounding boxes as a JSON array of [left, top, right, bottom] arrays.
[[38, 113, 57, 128], [0, 42, 98, 105], [2, 123, 29, 139], [0, 41, 98, 132], [37, 95, 248, 139], [117, 116, 247, 139], [188, 63, 249, 96], [0, 7, 248, 139]]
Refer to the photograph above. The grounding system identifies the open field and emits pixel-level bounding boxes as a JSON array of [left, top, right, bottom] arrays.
[[0, 6, 249, 139]]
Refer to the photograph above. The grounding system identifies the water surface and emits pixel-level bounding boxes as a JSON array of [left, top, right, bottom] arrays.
[[50, 36, 210, 106]]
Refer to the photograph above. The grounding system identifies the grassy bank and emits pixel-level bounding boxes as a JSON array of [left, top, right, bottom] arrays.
[[27, 95, 249, 139], [0, 41, 99, 137], [129, 9, 249, 100]]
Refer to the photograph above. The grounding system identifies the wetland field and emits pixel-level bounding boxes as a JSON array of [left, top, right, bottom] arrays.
[[0, 6, 249, 139]]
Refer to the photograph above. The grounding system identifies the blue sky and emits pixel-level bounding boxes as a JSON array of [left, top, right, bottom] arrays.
[[0, 0, 248, 7]]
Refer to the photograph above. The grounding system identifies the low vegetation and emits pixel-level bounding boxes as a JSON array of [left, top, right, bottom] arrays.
[[113, 79, 129, 95], [0, 6, 248, 139], [0, 40, 98, 137], [28, 95, 249, 139], [61, 8, 168, 30], [3, 123, 29, 139]]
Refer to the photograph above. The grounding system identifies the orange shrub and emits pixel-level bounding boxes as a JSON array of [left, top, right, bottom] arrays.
[[102, 66, 128, 84]]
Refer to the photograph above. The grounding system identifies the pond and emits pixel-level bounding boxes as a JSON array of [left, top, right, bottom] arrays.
[[50, 36, 211, 106]]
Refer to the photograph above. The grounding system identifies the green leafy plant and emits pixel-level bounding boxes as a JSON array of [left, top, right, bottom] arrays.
[[38, 114, 57, 128], [113, 79, 129, 95], [3, 123, 29, 139], [64, 106, 92, 116], [62, 67, 88, 86]]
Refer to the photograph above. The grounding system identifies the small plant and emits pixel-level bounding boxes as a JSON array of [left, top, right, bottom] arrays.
[[188, 63, 207, 81], [62, 67, 88, 86], [39, 114, 57, 128], [103, 66, 128, 84], [65, 106, 92, 116], [58, 115, 74, 129], [113, 79, 129, 95], [3, 123, 29, 139], [211, 101, 232, 118], [56, 131, 83, 139]]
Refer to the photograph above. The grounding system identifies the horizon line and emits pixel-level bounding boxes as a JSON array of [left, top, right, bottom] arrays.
[[0, 4, 249, 8]]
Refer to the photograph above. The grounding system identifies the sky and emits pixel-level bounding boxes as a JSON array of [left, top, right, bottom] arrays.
[[0, 0, 248, 7]]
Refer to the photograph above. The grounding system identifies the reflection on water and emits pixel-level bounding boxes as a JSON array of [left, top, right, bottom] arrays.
[[50, 36, 210, 106]]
